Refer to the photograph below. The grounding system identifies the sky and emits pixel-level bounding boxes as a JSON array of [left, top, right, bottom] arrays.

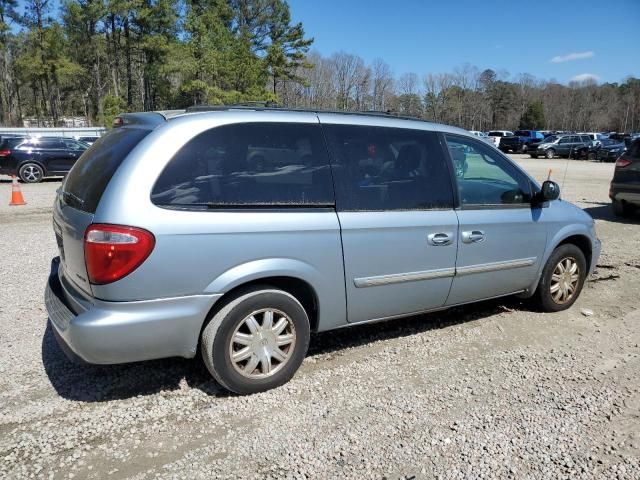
[[288, 0, 640, 85]]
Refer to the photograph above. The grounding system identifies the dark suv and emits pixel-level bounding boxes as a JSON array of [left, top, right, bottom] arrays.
[[610, 138, 640, 217], [529, 134, 592, 159], [0, 137, 88, 182]]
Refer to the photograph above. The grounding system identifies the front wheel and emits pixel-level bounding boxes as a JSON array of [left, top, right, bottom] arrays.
[[200, 287, 310, 395], [533, 244, 587, 312], [587, 152, 597, 160], [545, 149, 555, 159], [18, 162, 44, 183]]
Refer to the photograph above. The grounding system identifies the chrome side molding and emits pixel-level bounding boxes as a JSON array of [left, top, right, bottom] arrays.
[[354, 267, 456, 288]]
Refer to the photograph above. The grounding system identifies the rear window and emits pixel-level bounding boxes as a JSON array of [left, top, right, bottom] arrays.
[[514, 130, 530, 137], [0, 137, 26, 149], [151, 123, 334, 208], [63, 127, 150, 213]]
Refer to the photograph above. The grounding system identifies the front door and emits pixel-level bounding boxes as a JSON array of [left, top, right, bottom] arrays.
[[321, 120, 459, 323], [443, 134, 547, 305]]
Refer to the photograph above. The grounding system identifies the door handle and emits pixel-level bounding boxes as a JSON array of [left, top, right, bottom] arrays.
[[461, 230, 485, 243], [427, 232, 453, 246]]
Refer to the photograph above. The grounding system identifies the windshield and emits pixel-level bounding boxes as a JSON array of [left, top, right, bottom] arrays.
[[543, 135, 558, 143]]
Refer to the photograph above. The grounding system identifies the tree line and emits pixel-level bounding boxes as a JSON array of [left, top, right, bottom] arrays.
[[1, 0, 639, 133]]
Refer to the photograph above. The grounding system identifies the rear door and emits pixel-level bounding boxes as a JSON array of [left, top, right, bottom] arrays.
[[322, 119, 458, 323], [443, 134, 547, 305], [37, 138, 67, 172]]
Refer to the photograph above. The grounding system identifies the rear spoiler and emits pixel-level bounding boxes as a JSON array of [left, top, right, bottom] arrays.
[[113, 110, 185, 128]]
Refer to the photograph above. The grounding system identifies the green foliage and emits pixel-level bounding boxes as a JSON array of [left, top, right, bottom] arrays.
[[100, 93, 126, 127], [0, 0, 312, 125], [519, 101, 546, 129]]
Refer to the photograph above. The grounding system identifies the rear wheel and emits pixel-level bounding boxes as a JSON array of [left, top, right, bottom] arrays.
[[18, 162, 44, 183], [587, 152, 597, 160], [612, 199, 635, 217], [200, 286, 310, 395], [545, 149, 555, 159], [533, 244, 587, 312]]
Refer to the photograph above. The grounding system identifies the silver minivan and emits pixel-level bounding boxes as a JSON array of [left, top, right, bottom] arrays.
[[45, 108, 601, 394]]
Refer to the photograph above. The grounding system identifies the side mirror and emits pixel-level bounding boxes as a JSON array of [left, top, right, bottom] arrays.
[[535, 180, 560, 203]]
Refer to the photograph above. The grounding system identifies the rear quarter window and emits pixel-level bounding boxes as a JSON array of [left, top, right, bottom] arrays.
[[62, 127, 151, 213], [151, 123, 334, 208]]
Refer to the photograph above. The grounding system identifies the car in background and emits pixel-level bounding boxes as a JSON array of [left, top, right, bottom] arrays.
[[75, 135, 100, 145], [579, 132, 608, 148], [499, 130, 545, 153], [469, 131, 493, 145], [487, 130, 513, 148], [0, 136, 89, 182], [610, 138, 640, 217], [529, 134, 593, 159], [594, 139, 626, 162]]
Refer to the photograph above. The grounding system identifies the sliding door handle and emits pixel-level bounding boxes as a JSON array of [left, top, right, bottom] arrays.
[[427, 232, 453, 246], [462, 230, 485, 243]]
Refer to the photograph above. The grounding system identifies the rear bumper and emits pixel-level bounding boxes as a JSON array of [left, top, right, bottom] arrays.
[[610, 183, 640, 207], [45, 257, 222, 364]]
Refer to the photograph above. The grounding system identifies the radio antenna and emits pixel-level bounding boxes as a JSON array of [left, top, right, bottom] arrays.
[[560, 146, 571, 194]]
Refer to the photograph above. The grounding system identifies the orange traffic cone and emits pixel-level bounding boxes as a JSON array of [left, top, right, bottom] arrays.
[[9, 175, 26, 206]]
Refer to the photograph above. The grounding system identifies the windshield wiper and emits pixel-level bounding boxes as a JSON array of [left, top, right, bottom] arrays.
[[61, 190, 85, 207]]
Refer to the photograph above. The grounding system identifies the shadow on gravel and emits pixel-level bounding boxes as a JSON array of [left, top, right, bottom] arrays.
[[583, 203, 639, 223], [41, 321, 229, 401], [43, 295, 528, 401]]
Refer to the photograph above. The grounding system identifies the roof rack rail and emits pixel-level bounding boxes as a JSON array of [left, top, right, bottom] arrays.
[[183, 104, 425, 122]]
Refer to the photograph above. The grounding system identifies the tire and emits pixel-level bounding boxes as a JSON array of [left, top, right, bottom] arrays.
[[200, 286, 311, 395], [18, 162, 44, 183], [545, 149, 555, 159], [612, 199, 634, 217], [521, 144, 528, 153], [530, 154, 538, 159], [533, 244, 587, 312], [587, 152, 597, 161]]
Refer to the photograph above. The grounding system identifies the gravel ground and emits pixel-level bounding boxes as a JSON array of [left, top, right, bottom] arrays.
[[0, 156, 639, 479]]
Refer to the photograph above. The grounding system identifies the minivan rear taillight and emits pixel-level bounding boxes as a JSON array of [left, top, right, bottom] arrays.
[[84, 224, 155, 284], [615, 157, 632, 168], [0, 149, 11, 157]]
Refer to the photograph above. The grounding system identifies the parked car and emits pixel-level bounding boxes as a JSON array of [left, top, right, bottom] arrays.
[[610, 138, 640, 217], [75, 135, 100, 145], [45, 107, 601, 395], [579, 132, 608, 148], [529, 134, 592, 159], [487, 130, 513, 148], [0, 136, 89, 182], [594, 139, 626, 162], [499, 130, 545, 153]]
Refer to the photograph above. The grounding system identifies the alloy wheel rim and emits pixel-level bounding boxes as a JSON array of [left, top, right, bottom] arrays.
[[23, 165, 41, 182], [550, 257, 580, 304], [229, 308, 296, 379]]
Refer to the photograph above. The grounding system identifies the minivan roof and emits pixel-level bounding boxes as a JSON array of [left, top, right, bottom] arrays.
[[115, 105, 470, 136]]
